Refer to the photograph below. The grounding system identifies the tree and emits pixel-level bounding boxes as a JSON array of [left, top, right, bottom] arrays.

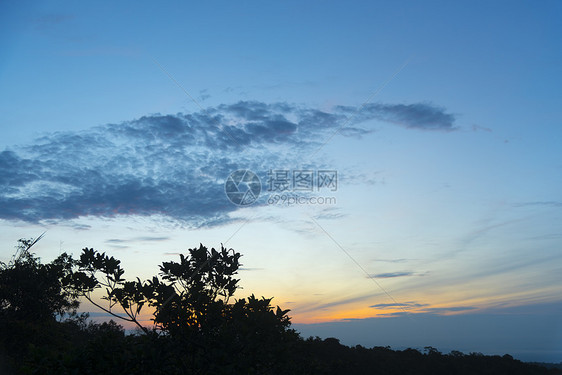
[[0, 234, 86, 373], [71, 244, 245, 336], [0, 234, 79, 322], [1, 239, 299, 373], [72, 243, 298, 373], [71, 247, 150, 333]]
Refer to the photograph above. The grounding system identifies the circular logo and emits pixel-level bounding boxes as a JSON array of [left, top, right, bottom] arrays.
[[224, 170, 261, 206]]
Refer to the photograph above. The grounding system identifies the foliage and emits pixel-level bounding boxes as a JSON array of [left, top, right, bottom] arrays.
[[72, 243, 299, 373], [0, 234, 79, 322], [1, 239, 299, 373]]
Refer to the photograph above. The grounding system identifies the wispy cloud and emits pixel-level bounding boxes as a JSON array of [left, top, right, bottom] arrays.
[[295, 293, 385, 314], [372, 258, 413, 263], [312, 207, 346, 220], [367, 271, 427, 279], [105, 236, 169, 248], [423, 306, 477, 313], [34, 14, 75, 31], [370, 304, 477, 316], [105, 239, 126, 244], [134, 236, 170, 242], [513, 201, 562, 208], [471, 124, 492, 132], [337, 102, 456, 131], [369, 302, 429, 309], [0, 100, 456, 227]]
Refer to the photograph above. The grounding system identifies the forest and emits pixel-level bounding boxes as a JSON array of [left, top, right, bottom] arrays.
[[1, 237, 559, 374]]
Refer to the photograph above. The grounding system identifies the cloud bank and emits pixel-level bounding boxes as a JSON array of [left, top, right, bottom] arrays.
[[0, 101, 456, 226]]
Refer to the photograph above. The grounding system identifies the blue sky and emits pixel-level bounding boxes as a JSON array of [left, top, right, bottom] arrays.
[[1, 1, 561, 362]]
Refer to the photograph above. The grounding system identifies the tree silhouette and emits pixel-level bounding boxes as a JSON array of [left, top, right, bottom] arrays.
[[1, 238, 559, 374], [72, 244, 298, 372], [0, 234, 79, 322], [71, 247, 149, 333]]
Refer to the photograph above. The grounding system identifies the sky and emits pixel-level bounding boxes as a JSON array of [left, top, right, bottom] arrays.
[[1, 0, 561, 362]]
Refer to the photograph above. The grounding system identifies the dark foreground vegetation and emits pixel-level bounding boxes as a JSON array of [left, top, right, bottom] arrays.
[[1, 237, 559, 374]]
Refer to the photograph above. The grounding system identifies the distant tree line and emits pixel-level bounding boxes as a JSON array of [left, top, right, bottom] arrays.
[[0, 236, 559, 374]]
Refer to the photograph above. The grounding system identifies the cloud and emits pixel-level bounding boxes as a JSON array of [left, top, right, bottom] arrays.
[[513, 201, 562, 208], [198, 89, 210, 102], [423, 306, 477, 313], [471, 124, 492, 132], [295, 293, 385, 314], [449, 218, 525, 257], [34, 14, 75, 31], [33, 14, 83, 43], [71, 223, 91, 230], [338, 102, 456, 131], [368, 272, 416, 278], [0, 100, 456, 227], [372, 258, 411, 263], [104, 239, 130, 249], [370, 302, 429, 309], [312, 207, 346, 220], [134, 236, 170, 242], [106, 239, 126, 244], [105, 236, 169, 248]]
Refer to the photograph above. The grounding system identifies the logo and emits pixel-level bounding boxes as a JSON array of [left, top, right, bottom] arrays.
[[224, 170, 261, 206]]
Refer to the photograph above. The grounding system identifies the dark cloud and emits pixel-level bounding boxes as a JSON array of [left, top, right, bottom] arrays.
[[0, 100, 456, 226]]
